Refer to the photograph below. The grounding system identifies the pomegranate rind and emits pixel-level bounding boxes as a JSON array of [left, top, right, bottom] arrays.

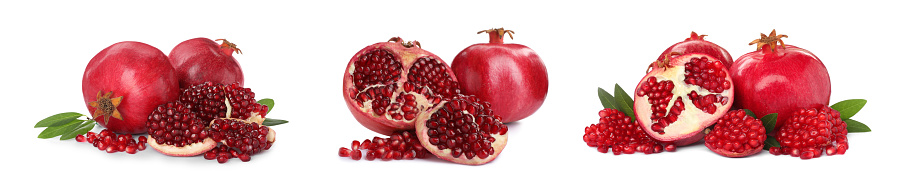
[[415, 99, 508, 165], [633, 53, 734, 146], [147, 137, 217, 157], [342, 40, 456, 135]]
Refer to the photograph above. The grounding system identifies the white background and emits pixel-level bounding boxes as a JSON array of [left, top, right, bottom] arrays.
[[2, 0, 908, 189]]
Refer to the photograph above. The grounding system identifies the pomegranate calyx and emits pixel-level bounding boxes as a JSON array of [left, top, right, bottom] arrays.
[[214, 39, 242, 54], [478, 28, 514, 44], [749, 29, 788, 52], [88, 91, 124, 125], [647, 52, 682, 73], [687, 31, 707, 41], [388, 37, 421, 48]]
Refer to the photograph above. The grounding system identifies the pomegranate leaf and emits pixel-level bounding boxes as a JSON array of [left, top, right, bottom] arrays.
[[598, 87, 618, 110], [743, 109, 757, 119], [257, 98, 275, 115], [760, 113, 777, 133], [35, 112, 84, 128], [60, 120, 96, 140], [844, 118, 871, 132], [262, 118, 288, 126], [613, 84, 635, 119], [830, 99, 866, 120], [763, 135, 780, 150], [37, 120, 83, 139]]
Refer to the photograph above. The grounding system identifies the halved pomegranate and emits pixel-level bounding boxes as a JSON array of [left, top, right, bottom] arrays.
[[415, 95, 507, 165], [633, 53, 734, 146], [343, 37, 460, 135]]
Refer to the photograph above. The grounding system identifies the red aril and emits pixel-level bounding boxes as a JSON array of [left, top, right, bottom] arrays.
[[451, 28, 548, 123], [633, 53, 734, 146], [704, 110, 766, 157], [343, 37, 460, 135], [82, 41, 180, 134], [769, 107, 848, 159], [730, 30, 831, 130], [169, 38, 244, 89], [658, 31, 733, 69], [583, 108, 675, 155]]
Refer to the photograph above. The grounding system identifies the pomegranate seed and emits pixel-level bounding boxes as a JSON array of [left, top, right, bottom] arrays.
[[75, 135, 86, 142]]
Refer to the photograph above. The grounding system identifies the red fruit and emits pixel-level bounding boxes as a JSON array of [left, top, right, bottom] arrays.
[[704, 110, 766, 158], [208, 118, 275, 156], [730, 30, 831, 130], [633, 53, 734, 146], [83, 41, 181, 134], [658, 32, 733, 69], [339, 131, 429, 161], [451, 28, 548, 123], [169, 38, 244, 89], [583, 108, 674, 155], [76, 134, 86, 142], [770, 107, 848, 159], [177, 82, 269, 125], [146, 102, 217, 157], [415, 95, 508, 165], [343, 37, 460, 135]]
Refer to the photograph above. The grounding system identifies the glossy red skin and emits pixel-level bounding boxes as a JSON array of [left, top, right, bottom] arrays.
[[659, 32, 733, 68], [451, 34, 548, 123], [82, 41, 180, 134], [730, 45, 830, 130], [169, 38, 243, 88]]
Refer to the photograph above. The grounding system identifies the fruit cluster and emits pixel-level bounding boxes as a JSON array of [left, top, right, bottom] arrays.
[[339, 28, 548, 165], [585, 30, 870, 160]]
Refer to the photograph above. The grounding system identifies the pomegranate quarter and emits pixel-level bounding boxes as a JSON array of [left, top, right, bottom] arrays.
[[633, 53, 734, 146]]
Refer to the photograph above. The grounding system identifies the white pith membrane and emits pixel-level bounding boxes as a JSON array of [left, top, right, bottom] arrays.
[[415, 98, 508, 165], [634, 54, 733, 143]]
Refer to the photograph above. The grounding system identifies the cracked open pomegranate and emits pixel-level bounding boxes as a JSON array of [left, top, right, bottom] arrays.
[[730, 30, 830, 130], [633, 53, 734, 146], [704, 110, 766, 158], [769, 107, 847, 159], [415, 95, 507, 165], [147, 82, 274, 161], [343, 37, 460, 135], [83, 41, 180, 134]]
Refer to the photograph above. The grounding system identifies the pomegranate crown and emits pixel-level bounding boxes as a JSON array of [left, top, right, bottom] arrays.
[[749, 29, 788, 52], [215, 39, 242, 54], [388, 37, 421, 48], [687, 31, 707, 41], [479, 28, 514, 44], [648, 52, 682, 73]]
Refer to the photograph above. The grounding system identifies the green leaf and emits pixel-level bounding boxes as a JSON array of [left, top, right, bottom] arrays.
[[845, 118, 871, 132], [60, 120, 96, 140], [763, 136, 780, 150], [35, 112, 84, 128], [258, 98, 275, 115], [760, 113, 778, 133], [830, 99, 866, 120], [743, 109, 757, 119], [38, 120, 82, 139], [262, 118, 288, 126], [613, 84, 636, 119], [598, 87, 617, 110]]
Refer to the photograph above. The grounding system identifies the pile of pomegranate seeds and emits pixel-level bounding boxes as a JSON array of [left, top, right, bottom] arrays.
[[77, 129, 147, 154]]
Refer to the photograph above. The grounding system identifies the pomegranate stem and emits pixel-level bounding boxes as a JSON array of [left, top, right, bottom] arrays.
[[215, 39, 242, 55], [478, 28, 514, 44]]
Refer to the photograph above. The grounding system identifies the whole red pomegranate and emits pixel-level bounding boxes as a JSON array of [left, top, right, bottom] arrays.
[[343, 37, 461, 135], [169, 38, 244, 88], [633, 53, 734, 146], [451, 28, 548, 123], [658, 31, 733, 69], [730, 30, 830, 130], [82, 41, 180, 134]]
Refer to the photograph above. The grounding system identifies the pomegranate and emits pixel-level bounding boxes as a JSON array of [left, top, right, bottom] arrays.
[[79, 129, 148, 154], [658, 31, 733, 69], [583, 108, 675, 155], [415, 95, 508, 165], [769, 107, 848, 159], [704, 110, 766, 158], [633, 53, 734, 146], [343, 37, 460, 135], [451, 28, 548, 123], [338, 130, 429, 161], [169, 38, 244, 88], [83, 41, 180, 134], [147, 82, 275, 159], [730, 30, 831, 130]]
